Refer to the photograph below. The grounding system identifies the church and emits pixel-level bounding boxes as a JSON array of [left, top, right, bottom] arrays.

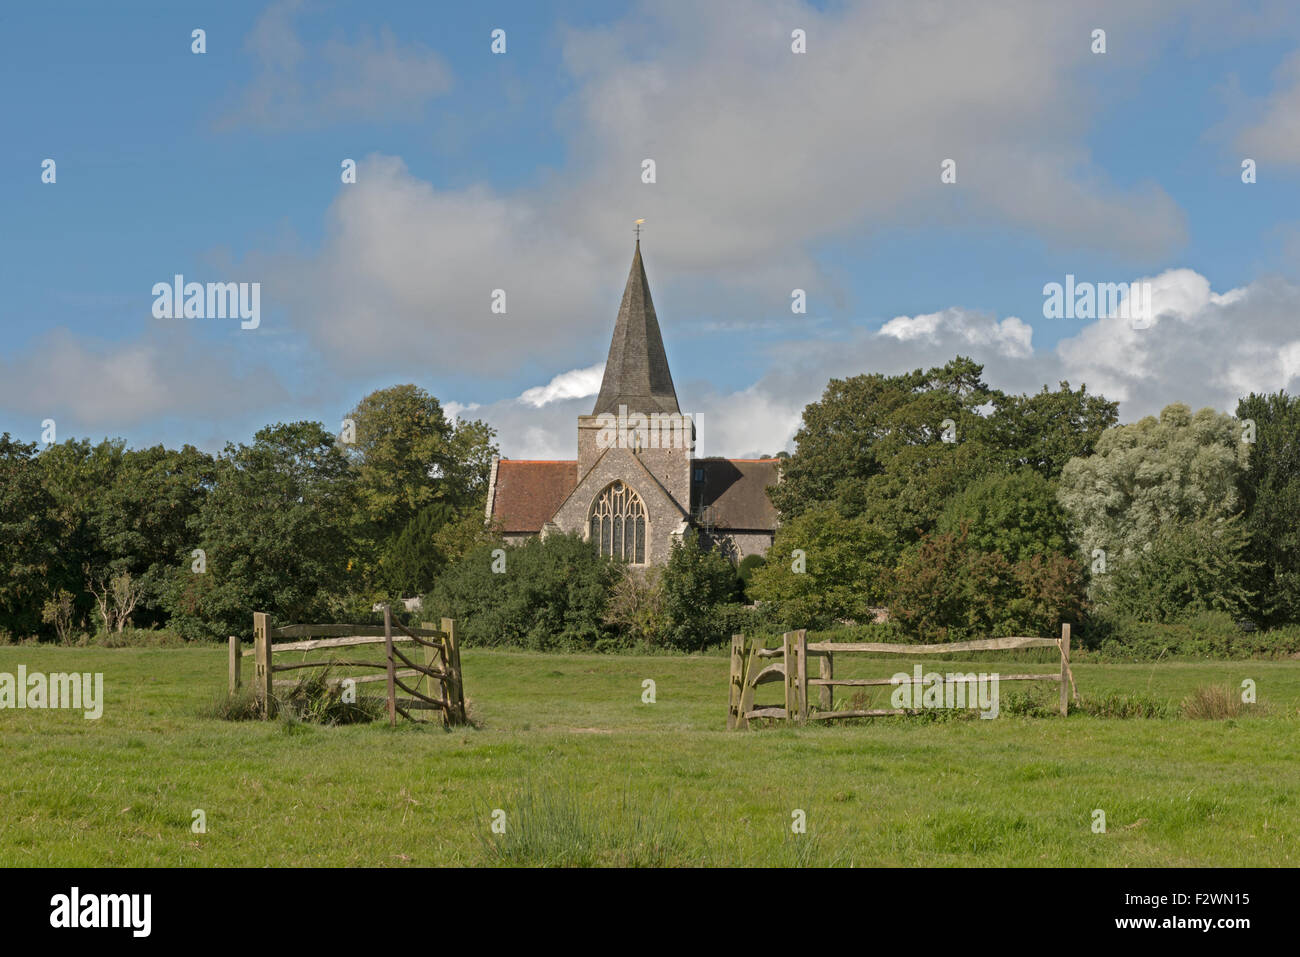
[[484, 240, 780, 566]]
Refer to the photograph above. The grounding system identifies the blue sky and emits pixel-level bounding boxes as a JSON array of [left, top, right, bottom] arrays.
[[3, 0, 1300, 458]]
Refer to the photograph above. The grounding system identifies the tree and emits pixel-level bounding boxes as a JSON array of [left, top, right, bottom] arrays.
[[770, 359, 1115, 555], [1058, 403, 1248, 566], [382, 502, 456, 597], [1236, 391, 1300, 626], [162, 422, 357, 640], [425, 532, 620, 650], [345, 385, 496, 533], [0, 434, 59, 638], [1096, 518, 1254, 624], [771, 357, 997, 526], [659, 531, 741, 650], [748, 505, 894, 629], [888, 530, 1085, 642], [936, 469, 1073, 562], [980, 382, 1117, 480]]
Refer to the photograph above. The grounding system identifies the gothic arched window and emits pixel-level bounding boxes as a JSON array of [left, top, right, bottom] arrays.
[[589, 481, 647, 564]]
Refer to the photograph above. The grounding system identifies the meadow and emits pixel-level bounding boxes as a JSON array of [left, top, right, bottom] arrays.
[[1, 644, 1296, 867]]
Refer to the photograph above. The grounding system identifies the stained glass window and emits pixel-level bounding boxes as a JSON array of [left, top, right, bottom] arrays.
[[589, 481, 648, 564]]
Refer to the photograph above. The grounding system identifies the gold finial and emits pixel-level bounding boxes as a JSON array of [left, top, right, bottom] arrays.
[[634, 218, 645, 241]]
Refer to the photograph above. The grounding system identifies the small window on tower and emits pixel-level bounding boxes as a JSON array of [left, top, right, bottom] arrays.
[[693, 468, 705, 482]]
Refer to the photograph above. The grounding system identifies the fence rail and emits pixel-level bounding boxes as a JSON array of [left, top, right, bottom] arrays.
[[728, 624, 1078, 729], [228, 608, 467, 726]]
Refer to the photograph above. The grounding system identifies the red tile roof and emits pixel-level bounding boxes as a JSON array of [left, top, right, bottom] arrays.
[[490, 460, 578, 533]]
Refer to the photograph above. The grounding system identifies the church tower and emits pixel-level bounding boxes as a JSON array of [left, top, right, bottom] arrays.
[[483, 238, 779, 565], [556, 240, 692, 564]]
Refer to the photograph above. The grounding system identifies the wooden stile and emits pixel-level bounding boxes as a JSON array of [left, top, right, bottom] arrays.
[[730, 624, 1079, 729], [244, 611, 465, 725], [727, 634, 744, 730]]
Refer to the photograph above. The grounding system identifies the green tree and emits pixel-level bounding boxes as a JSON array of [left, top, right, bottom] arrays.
[[888, 530, 1085, 642], [382, 502, 456, 597], [659, 531, 740, 650], [426, 532, 620, 650], [1096, 517, 1254, 624], [0, 435, 59, 638], [981, 381, 1118, 479], [936, 469, 1073, 562], [1057, 403, 1248, 566], [772, 357, 997, 527], [1235, 391, 1300, 626], [748, 506, 894, 629], [162, 422, 357, 640]]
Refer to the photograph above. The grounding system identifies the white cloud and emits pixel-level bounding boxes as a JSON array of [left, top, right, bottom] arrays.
[[879, 308, 1034, 358], [1236, 49, 1300, 165], [255, 0, 1200, 381], [462, 267, 1300, 460], [218, 0, 452, 131], [0, 328, 288, 433], [517, 364, 605, 407]]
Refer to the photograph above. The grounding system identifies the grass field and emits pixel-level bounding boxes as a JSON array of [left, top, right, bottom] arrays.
[[1, 645, 1297, 866]]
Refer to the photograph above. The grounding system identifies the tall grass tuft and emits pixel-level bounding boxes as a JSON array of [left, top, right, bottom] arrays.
[[1182, 683, 1251, 719], [479, 781, 685, 866], [203, 668, 386, 725]]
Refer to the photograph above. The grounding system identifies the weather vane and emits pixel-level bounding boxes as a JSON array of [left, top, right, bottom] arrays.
[[634, 218, 645, 240]]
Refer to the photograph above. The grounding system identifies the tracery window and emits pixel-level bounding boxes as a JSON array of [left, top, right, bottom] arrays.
[[589, 481, 647, 564]]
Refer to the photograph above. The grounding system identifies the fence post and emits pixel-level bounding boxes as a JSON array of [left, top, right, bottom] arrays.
[[796, 629, 809, 725], [727, 634, 744, 730], [228, 636, 241, 695], [253, 612, 272, 717], [782, 631, 796, 721], [384, 605, 396, 727], [818, 649, 833, 714], [1059, 622, 1071, 717], [443, 617, 465, 725]]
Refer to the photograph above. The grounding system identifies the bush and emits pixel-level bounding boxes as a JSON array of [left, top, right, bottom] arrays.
[[1084, 610, 1300, 660], [660, 531, 741, 651], [426, 532, 620, 651], [603, 567, 667, 649], [1182, 683, 1254, 720], [1095, 517, 1254, 623], [936, 469, 1073, 562], [888, 530, 1085, 642]]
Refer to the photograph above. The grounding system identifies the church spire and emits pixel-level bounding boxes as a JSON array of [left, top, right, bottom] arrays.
[[593, 239, 680, 416]]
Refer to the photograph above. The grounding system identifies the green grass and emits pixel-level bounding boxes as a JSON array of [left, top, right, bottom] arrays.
[[0, 645, 1297, 866]]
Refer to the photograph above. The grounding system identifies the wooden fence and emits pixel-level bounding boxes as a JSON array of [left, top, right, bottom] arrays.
[[728, 624, 1078, 729], [228, 606, 467, 726]]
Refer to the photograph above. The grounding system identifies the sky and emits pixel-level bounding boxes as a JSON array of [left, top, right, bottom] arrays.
[[3, 0, 1300, 459]]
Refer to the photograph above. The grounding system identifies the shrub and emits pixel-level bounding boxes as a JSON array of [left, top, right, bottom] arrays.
[[888, 530, 1085, 642], [660, 531, 741, 651], [1095, 517, 1255, 623], [603, 567, 666, 649], [426, 532, 620, 650]]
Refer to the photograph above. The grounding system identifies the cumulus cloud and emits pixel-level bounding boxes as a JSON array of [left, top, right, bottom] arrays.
[[518, 364, 605, 407], [466, 268, 1300, 459], [255, 0, 1199, 382], [0, 327, 288, 433], [1236, 49, 1300, 165], [217, 0, 452, 131]]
